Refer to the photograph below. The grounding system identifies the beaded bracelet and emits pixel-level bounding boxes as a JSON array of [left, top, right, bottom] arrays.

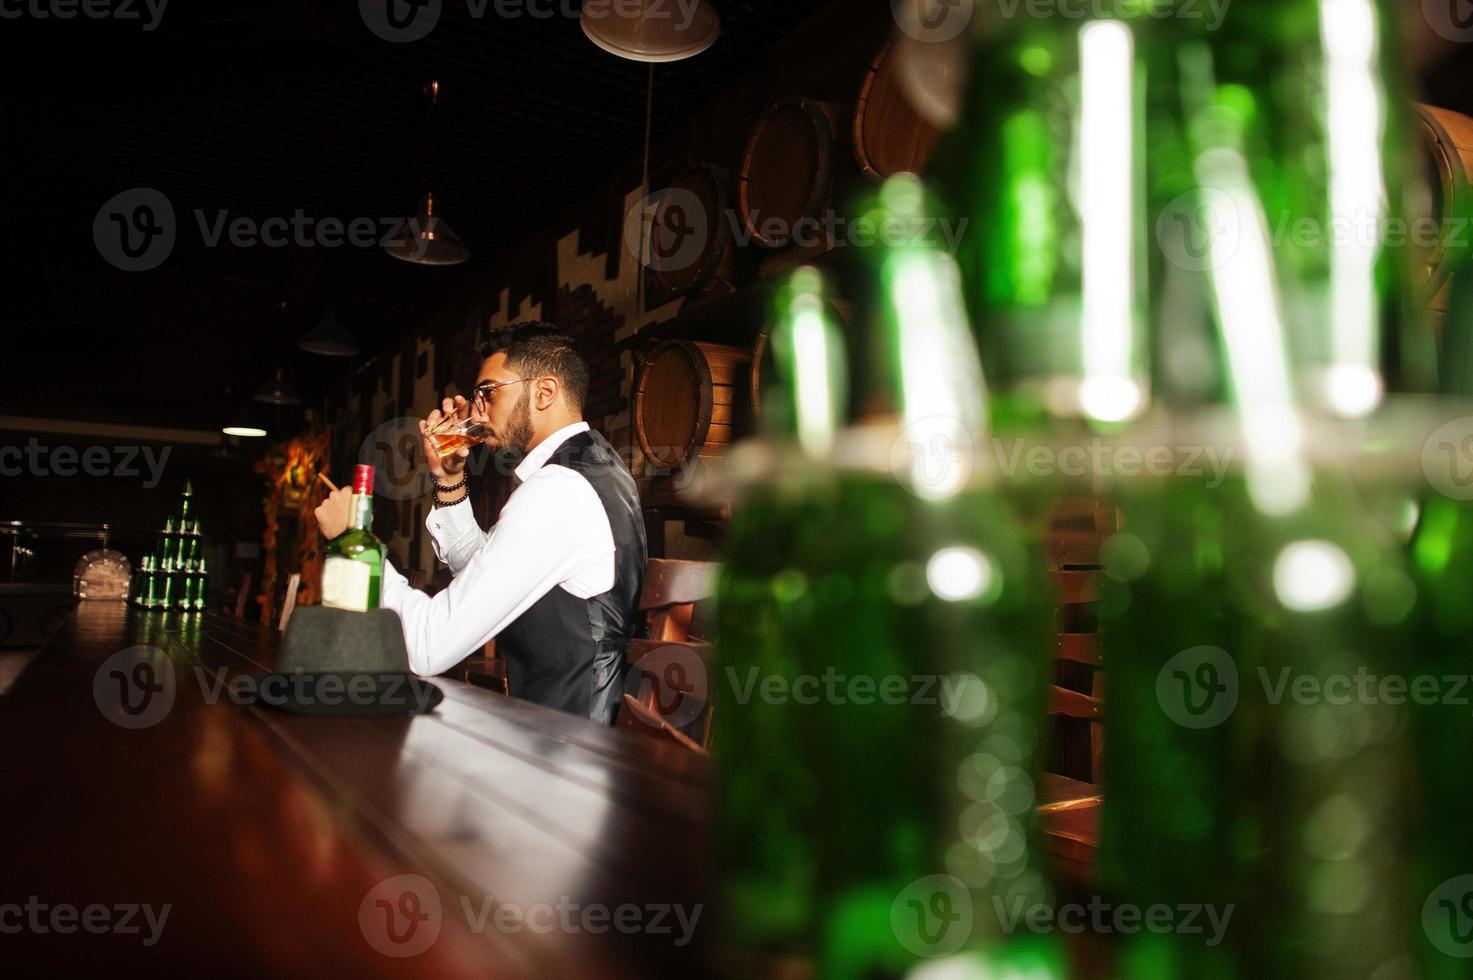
[[433, 487, 470, 510], [432, 476, 467, 494]]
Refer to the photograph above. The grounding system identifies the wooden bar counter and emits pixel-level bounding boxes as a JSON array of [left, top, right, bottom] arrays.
[[0, 602, 709, 977]]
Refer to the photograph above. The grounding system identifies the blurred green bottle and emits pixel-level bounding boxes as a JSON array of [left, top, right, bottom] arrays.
[[805, 175, 1060, 980], [1407, 260, 1473, 977], [931, 1, 1425, 975], [714, 264, 848, 974]]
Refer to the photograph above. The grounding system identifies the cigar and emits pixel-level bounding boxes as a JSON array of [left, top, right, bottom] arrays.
[[316, 473, 339, 493]]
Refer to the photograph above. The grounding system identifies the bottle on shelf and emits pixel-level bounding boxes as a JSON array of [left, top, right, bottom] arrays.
[[140, 555, 161, 610], [155, 517, 178, 576], [321, 465, 385, 612], [194, 556, 209, 612]]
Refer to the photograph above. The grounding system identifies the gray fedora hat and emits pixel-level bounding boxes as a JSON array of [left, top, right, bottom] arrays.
[[250, 607, 443, 715]]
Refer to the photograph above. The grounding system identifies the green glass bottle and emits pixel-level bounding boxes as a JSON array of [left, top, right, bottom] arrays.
[[714, 265, 847, 972], [179, 478, 193, 524], [321, 465, 385, 611], [183, 519, 202, 566], [138, 555, 157, 609], [935, 3, 1426, 975], [156, 516, 178, 574], [161, 553, 181, 611], [807, 176, 1060, 979], [1406, 260, 1473, 977], [193, 557, 209, 612]]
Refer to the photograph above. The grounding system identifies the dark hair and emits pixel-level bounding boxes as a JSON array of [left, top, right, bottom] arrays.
[[479, 321, 590, 413]]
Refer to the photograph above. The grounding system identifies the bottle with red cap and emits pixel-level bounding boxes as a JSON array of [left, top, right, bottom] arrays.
[[321, 464, 386, 611]]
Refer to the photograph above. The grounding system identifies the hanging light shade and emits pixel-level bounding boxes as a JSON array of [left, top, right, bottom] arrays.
[[384, 192, 469, 266], [222, 402, 269, 439], [299, 307, 360, 357], [581, 0, 720, 63], [253, 365, 301, 406]]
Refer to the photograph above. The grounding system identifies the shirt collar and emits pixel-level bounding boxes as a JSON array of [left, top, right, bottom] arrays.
[[513, 421, 591, 484]]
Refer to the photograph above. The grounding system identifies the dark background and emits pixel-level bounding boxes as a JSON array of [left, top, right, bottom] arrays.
[[2, 0, 1473, 572]]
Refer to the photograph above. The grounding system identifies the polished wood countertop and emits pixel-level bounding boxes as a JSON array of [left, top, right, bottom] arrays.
[[0, 603, 709, 977]]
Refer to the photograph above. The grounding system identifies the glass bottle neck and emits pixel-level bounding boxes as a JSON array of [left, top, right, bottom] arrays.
[[349, 493, 373, 531]]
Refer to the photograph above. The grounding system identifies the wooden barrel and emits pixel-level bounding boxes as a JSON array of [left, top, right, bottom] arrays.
[[750, 299, 851, 418], [854, 41, 943, 183], [648, 163, 737, 304], [739, 99, 851, 249], [1416, 103, 1473, 321], [635, 340, 751, 469]]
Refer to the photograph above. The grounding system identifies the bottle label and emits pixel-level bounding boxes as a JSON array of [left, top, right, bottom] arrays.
[[322, 557, 371, 612]]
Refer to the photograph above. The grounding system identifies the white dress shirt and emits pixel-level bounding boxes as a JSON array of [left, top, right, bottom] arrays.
[[380, 421, 618, 677]]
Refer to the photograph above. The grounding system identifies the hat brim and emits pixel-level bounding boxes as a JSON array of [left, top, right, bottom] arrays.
[[245, 671, 444, 716]]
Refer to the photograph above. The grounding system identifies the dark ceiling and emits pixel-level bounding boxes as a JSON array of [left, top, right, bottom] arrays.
[[0, 0, 832, 432], [5, 2, 1473, 438]]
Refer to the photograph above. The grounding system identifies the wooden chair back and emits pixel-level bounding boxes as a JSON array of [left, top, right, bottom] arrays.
[[277, 573, 301, 633], [1038, 497, 1114, 890], [624, 638, 714, 749], [639, 558, 719, 643], [231, 572, 253, 620], [617, 693, 710, 755]]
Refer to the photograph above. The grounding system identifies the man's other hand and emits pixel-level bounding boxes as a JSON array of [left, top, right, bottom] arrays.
[[314, 487, 353, 540]]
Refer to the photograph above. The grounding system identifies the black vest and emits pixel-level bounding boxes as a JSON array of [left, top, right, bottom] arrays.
[[495, 429, 646, 725]]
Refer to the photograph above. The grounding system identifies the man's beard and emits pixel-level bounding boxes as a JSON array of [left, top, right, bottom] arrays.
[[492, 387, 535, 458]]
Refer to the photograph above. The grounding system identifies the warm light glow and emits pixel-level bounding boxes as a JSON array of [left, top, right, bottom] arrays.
[[1320, 0, 1385, 418], [791, 303, 836, 458], [1323, 363, 1384, 418], [1079, 20, 1142, 423], [1195, 159, 1310, 515], [892, 251, 981, 430], [927, 546, 995, 603], [1079, 376, 1145, 424], [222, 426, 268, 438], [1274, 539, 1356, 611]]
